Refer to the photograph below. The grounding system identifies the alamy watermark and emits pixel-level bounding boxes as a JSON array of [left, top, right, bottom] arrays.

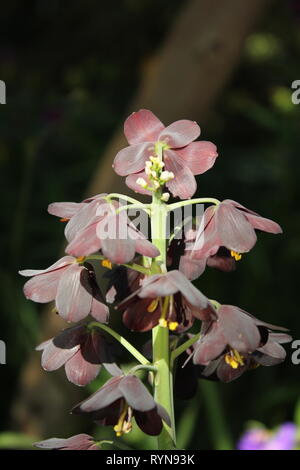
[[0, 80, 6, 104], [291, 80, 300, 104]]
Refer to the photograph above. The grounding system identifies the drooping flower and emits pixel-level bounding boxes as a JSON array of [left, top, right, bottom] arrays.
[[113, 109, 218, 199], [189, 200, 282, 265], [19, 258, 109, 323], [36, 324, 121, 386], [34, 434, 100, 450], [72, 375, 170, 437], [237, 423, 297, 450], [192, 305, 290, 382], [117, 270, 216, 332]]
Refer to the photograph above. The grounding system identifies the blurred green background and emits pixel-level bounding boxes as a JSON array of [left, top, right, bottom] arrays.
[[0, 0, 300, 450]]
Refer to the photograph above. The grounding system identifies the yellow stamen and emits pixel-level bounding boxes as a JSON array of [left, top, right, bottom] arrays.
[[101, 259, 112, 269], [159, 318, 168, 328], [113, 404, 132, 437], [147, 298, 159, 313], [230, 250, 242, 261], [76, 256, 86, 263], [225, 349, 245, 369], [59, 217, 69, 222], [168, 321, 178, 331]]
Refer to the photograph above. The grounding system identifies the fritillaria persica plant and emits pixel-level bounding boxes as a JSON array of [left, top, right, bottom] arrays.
[[20, 109, 291, 450]]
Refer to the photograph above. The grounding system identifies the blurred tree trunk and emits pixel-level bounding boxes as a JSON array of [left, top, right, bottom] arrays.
[[12, 0, 271, 437]]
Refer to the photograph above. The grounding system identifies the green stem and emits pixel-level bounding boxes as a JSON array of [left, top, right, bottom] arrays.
[[106, 193, 142, 205], [150, 152, 176, 449], [129, 364, 158, 375], [88, 322, 149, 366], [85, 255, 151, 276], [171, 333, 201, 365], [115, 203, 151, 216], [167, 197, 220, 212]]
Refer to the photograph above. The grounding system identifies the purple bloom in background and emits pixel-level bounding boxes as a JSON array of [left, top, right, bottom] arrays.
[[238, 423, 298, 450], [34, 434, 100, 450]]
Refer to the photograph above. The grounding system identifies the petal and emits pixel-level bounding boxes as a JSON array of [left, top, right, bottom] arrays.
[[101, 238, 135, 264], [219, 305, 261, 353], [134, 238, 160, 259], [193, 323, 226, 365], [167, 270, 209, 308], [216, 359, 248, 383], [47, 202, 85, 219], [22, 267, 67, 303], [34, 434, 96, 450], [124, 109, 164, 145], [40, 326, 84, 371], [65, 348, 101, 386], [125, 172, 152, 196], [134, 409, 163, 436], [216, 202, 257, 253], [164, 150, 197, 199], [19, 256, 74, 277], [119, 375, 156, 411], [72, 376, 123, 413], [179, 253, 207, 281], [64, 197, 106, 243], [224, 200, 282, 234], [91, 297, 109, 323], [176, 141, 218, 175], [66, 221, 101, 257], [159, 120, 200, 148], [123, 298, 161, 332], [113, 142, 154, 176], [56, 264, 92, 322]]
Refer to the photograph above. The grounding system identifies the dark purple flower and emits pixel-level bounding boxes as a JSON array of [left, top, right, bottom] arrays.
[[237, 423, 297, 450], [189, 200, 282, 264], [113, 109, 218, 199], [72, 375, 170, 437], [36, 325, 121, 386], [34, 434, 100, 450], [118, 270, 216, 332], [19, 258, 109, 323]]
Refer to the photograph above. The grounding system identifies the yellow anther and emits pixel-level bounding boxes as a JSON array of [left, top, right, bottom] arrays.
[[102, 259, 112, 269], [168, 321, 178, 331], [59, 217, 69, 222], [76, 256, 86, 263], [230, 250, 242, 261], [225, 349, 245, 369], [159, 318, 168, 328], [113, 404, 132, 437], [147, 298, 159, 313]]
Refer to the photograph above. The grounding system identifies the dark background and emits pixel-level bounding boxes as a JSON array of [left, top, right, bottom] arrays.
[[0, 0, 299, 450]]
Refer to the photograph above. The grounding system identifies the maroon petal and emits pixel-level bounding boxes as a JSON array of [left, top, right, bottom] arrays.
[[123, 298, 161, 332], [72, 376, 123, 413], [124, 109, 164, 145], [255, 341, 286, 366], [119, 375, 156, 412], [125, 172, 152, 196], [56, 264, 92, 322], [179, 253, 207, 280], [113, 142, 154, 176], [47, 202, 85, 219], [66, 221, 101, 257], [216, 359, 248, 383], [134, 409, 163, 436], [167, 270, 209, 308], [159, 120, 200, 148], [176, 141, 218, 175], [164, 150, 197, 199]]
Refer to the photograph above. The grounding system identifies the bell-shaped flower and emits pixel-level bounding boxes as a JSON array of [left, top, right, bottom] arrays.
[[19, 258, 109, 323], [187, 200, 282, 265], [113, 109, 218, 199], [36, 324, 121, 386], [118, 270, 216, 332], [72, 375, 170, 437]]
